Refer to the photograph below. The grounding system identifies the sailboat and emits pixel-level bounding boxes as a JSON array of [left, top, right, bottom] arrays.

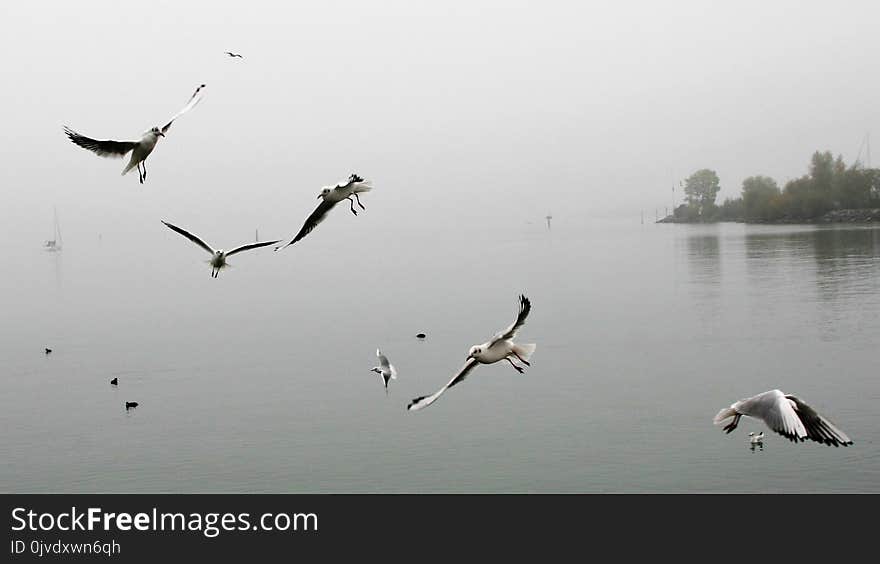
[[44, 207, 62, 252]]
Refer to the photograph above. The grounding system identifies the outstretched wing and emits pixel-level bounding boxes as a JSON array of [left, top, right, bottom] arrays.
[[225, 240, 281, 257], [161, 220, 214, 255], [161, 83, 206, 134], [743, 391, 807, 443], [407, 358, 479, 412], [63, 126, 138, 158], [785, 395, 853, 446], [275, 199, 336, 251], [377, 349, 398, 379], [377, 349, 391, 370], [489, 294, 531, 346]]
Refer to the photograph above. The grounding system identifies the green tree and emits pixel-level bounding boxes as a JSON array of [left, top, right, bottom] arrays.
[[683, 169, 721, 218], [741, 175, 780, 220], [809, 150, 835, 194], [718, 197, 744, 221], [833, 162, 880, 209]]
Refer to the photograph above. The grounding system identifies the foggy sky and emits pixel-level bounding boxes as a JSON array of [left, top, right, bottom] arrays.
[[1, 0, 878, 246]]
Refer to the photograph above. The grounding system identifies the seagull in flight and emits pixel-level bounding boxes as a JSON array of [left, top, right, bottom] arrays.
[[371, 349, 398, 392], [407, 295, 536, 411], [161, 220, 279, 278], [275, 174, 373, 251], [714, 390, 853, 447], [748, 431, 764, 445], [225, 51, 244, 58], [63, 84, 206, 184]]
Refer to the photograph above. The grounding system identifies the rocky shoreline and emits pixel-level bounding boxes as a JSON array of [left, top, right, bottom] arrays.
[[656, 208, 880, 225]]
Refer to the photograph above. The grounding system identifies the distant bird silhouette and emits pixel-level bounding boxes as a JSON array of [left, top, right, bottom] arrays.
[[125, 401, 138, 410], [546, 212, 553, 230], [45, 348, 52, 355], [275, 174, 373, 251], [749, 431, 764, 445], [225, 51, 243, 58], [110, 377, 118, 386], [64, 84, 206, 184], [416, 333, 426, 339]]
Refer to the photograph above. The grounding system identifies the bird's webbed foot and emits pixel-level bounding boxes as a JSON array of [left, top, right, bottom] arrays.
[[723, 414, 741, 434]]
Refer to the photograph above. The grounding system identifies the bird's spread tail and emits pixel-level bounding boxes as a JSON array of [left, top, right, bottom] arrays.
[[713, 406, 737, 425], [121, 159, 138, 176], [513, 343, 536, 361]]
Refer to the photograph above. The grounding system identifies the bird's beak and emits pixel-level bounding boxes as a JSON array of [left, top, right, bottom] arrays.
[[158, 132, 165, 137], [317, 194, 323, 199]]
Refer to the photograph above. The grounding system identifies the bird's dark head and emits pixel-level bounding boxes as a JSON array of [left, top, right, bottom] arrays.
[[151, 126, 165, 137]]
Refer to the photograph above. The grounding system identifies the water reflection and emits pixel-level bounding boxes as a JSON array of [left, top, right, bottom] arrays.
[[811, 227, 880, 299], [810, 227, 880, 342], [684, 231, 721, 286], [681, 229, 723, 329], [742, 225, 880, 343]]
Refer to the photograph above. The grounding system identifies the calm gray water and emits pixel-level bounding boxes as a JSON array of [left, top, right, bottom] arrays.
[[2, 218, 879, 492]]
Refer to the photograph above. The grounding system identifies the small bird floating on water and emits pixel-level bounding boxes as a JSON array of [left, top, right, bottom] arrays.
[[110, 377, 118, 386], [45, 348, 52, 355], [224, 51, 243, 58], [748, 431, 764, 445], [416, 333, 426, 339], [125, 401, 138, 410]]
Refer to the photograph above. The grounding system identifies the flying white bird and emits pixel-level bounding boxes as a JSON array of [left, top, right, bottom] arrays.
[[714, 390, 853, 447], [224, 51, 244, 58], [161, 220, 279, 278], [275, 174, 373, 251], [371, 349, 398, 392], [748, 431, 764, 445], [64, 84, 206, 184], [407, 295, 536, 411]]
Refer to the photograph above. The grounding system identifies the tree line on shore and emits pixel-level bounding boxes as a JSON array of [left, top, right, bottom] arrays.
[[673, 151, 880, 222]]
